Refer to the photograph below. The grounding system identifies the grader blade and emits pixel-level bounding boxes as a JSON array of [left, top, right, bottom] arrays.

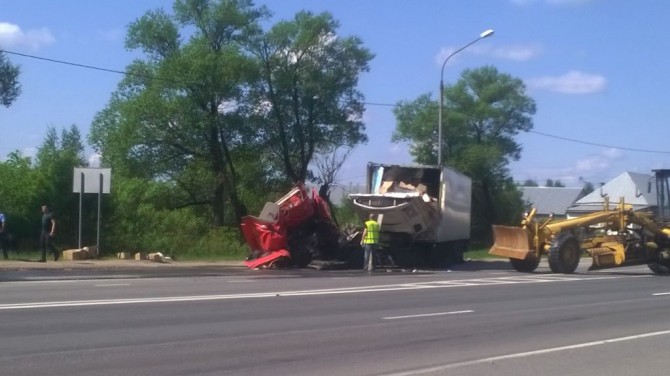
[[489, 225, 533, 260]]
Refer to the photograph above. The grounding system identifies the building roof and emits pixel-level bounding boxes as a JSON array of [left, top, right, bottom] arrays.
[[520, 187, 585, 216], [568, 171, 655, 213]]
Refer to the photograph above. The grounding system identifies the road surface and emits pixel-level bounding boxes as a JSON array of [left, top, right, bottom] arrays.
[[1, 260, 669, 375]]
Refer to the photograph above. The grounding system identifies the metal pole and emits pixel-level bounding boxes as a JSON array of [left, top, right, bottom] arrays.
[[78, 172, 84, 249], [97, 173, 102, 258], [438, 78, 443, 166], [437, 29, 494, 166]]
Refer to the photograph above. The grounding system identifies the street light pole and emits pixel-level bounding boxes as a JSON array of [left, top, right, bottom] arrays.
[[437, 29, 494, 166]]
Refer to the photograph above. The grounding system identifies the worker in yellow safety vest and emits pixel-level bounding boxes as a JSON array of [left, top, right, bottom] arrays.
[[361, 214, 380, 271]]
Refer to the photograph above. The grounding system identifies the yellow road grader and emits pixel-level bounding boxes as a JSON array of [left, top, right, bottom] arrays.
[[489, 169, 670, 274]]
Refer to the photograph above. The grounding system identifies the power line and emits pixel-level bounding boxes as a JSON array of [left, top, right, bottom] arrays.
[[2, 49, 193, 87], [5, 49, 670, 155], [528, 130, 670, 154], [364, 102, 395, 107], [4, 49, 404, 109], [4, 49, 128, 76]]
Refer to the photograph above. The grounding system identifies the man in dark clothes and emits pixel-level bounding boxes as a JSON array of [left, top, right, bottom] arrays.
[[40, 205, 60, 262]]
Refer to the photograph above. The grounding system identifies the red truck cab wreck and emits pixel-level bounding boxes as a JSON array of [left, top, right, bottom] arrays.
[[241, 183, 342, 269]]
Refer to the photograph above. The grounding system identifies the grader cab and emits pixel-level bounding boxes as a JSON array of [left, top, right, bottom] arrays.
[[490, 169, 670, 274]]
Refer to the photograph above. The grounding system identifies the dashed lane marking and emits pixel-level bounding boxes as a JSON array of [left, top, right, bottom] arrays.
[[383, 310, 474, 320]]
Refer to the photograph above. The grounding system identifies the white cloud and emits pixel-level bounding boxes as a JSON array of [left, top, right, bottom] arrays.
[[0, 22, 55, 51], [572, 148, 623, 175], [526, 71, 607, 94], [88, 153, 101, 167], [515, 148, 623, 186], [602, 148, 623, 159], [574, 155, 609, 173], [22, 147, 37, 159], [491, 44, 542, 61], [436, 43, 541, 66], [435, 47, 461, 67]]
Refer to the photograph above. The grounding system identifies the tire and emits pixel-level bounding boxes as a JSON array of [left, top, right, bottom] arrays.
[[510, 254, 540, 273], [548, 233, 581, 274]]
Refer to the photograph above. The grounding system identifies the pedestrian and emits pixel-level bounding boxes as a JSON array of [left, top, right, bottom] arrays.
[[361, 213, 380, 271], [40, 205, 60, 262], [0, 211, 7, 259]]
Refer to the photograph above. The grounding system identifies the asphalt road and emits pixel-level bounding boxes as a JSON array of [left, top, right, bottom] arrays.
[[1, 260, 670, 375]]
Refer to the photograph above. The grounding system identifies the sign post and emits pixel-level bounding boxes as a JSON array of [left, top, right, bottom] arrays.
[[73, 168, 111, 256]]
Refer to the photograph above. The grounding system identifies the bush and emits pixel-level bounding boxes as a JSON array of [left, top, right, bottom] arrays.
[[181, 227, 249, 261]]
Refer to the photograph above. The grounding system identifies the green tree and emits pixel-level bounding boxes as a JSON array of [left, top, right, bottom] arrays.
[[35, 125, 88, 247], [393, 66, 536, 241], [90, 0, 270, 227], [247, 11, 373, 182], [581, 181, 595, 195], [0, 151, 40, 249], [521, 179, 539, 187], [0, 51, 21, 107], [545, 178, 565, 187]]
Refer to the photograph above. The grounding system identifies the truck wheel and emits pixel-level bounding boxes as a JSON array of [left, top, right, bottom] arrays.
[[548, 233, 581, 274], [510, 254, 540, 273]]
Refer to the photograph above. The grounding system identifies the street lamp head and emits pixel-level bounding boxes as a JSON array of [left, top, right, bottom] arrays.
[[480, 29, 494, 39]]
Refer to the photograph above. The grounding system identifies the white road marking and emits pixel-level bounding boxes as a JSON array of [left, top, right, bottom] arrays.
[[94, 283, 131, 287], [652, 292, 670, 296], [384, 329, 670, 375], [0, 274, 645, 311], [383, 310, 474, 320], [0, 280, 80, 286]]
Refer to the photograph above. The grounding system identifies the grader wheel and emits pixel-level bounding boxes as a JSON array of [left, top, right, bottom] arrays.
[[548, 233, 581, 274], [510, 254, 540, 273]]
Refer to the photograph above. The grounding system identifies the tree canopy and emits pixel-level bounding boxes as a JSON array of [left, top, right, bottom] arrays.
[[0, 51, 21, 107], [0, 125, 89, 248], [246, 10, 372, 182], [393, 66, 536, 240], [89, 0, 373, 231]]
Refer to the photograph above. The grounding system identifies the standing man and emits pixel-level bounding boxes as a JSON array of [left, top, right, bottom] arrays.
[[40, 205, 59, 262], [361, 213, 380, 271], [0, 211, 7, 259]]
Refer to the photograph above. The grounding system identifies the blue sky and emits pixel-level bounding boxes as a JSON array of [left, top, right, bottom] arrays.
[[1, 0, 669, 188]]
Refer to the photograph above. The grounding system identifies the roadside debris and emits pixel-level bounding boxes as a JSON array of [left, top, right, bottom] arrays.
[[62, 246, 98, 261], [115, 251, 172, 263], [147, 252, 172, 263]]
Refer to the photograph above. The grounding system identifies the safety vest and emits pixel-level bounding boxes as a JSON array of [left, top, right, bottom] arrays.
[[363, 220, 380, 244]]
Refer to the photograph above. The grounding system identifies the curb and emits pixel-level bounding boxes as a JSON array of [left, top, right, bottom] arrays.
[[0, 259, 246, 271]]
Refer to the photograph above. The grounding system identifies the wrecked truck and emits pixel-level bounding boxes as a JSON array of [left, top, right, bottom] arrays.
[[241, 183, 357, 269], [348, 162, 472, 268]]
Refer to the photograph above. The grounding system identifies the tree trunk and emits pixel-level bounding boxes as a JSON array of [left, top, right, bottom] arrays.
[[212, 180, 225, 227], [319, 183, 339, 228]]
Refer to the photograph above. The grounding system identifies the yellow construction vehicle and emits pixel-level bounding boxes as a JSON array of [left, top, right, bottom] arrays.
[[490, 169, 670, 274]]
